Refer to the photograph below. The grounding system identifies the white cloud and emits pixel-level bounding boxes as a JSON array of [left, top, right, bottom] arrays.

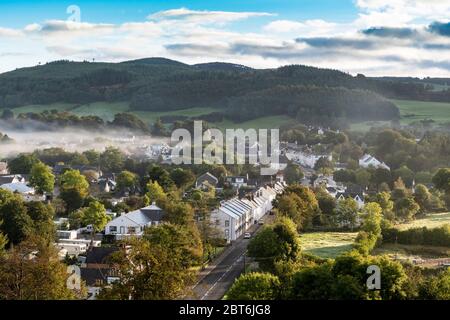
[[148, 7, 274, 25]]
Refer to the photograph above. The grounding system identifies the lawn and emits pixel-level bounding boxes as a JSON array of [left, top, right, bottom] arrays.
[[131, 107, 217, 124], [7, 103, 76, 115], [395, 212, 450, 230], [392, 99, 450, 124], [372, 243, 449, 265], [71, 102, 130, 121], [299, 232, 358, 259], [212, 115, 295, 131]]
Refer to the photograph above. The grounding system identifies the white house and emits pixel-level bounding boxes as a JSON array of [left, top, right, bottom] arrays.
[[212, 182, 285, 242], [211, 199, 253, 242], [359, 154, 390, 171], [286, 150, 332, 169], [336, 191, 365, 209], [55, 243, 87, 257], [104, 203, 165, 240]]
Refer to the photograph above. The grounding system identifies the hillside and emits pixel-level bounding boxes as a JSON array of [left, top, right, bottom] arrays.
[[0, 58, 423, 126]]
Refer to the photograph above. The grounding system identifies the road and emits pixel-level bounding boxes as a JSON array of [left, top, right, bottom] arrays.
[[188, 220, 269, 300]]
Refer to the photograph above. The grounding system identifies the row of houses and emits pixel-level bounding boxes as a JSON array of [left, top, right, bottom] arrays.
[[211, 182, 286, 242]]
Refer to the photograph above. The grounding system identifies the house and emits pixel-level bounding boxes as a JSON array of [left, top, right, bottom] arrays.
[[313, 175, 346, 196], [98, 178, 117, 193], [0, 174, 26, 185], [285, 149, 332, 169], [226, 175, 248, 189], [55, 242, 87, 257], [336, 186, 365, 208], [0, 162, 8, 174], [359, 154, 390, 171], [0, 182, 44, 201], [212, 182, 285, 242], [80, 247, 120, 300], [211, 199, 253, 242], [195, 172, 219, 189], [104, 203, 165, 240]]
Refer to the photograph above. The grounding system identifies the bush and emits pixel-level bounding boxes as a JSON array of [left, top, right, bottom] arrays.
[[382, 224, 450, 247]]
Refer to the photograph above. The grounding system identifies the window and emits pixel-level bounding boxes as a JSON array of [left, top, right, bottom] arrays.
[[128, 227, 136, 234], [109, 226, 117, 233], [225, 220, 230, 227]]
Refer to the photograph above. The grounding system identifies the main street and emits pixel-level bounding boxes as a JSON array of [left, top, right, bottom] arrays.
[[188, 217, 270, 300]]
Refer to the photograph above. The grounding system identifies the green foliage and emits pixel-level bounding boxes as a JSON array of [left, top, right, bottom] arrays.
[[0, 237, 77, 300], [432, 168, 450, 193], [116, 170, 138, 191], [247, 217, 301, 273], [81, 201, 109, 233], [29, 161, 55, 194], [273, 184, 319, 230], [146, 180, 167, 205], [60, 169, 90, 212], [284, 162, 304, 185], [382, 224, 450, 247], [354, 203, 383, 255], [334, 198, 360, 229], [226, 273, 281, 300], [7, 153, 39, 174], [99, 147, 125, 173], [98, 237, 195, 300]]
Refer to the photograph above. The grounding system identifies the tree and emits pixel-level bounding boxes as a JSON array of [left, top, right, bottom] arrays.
[[0, 237, 77, 300], [354, 202, 382, 255], [29, 162, 55, 194], [374, 192, 394, 220], [0, 189, 32, 245], [226, 273, 281, 300], [414, 184, 432, 213], [1, 109, 14, 120], [7, 153, 39, 174], [273, 185, 319, 230], [151, 118, 167, 136], [99, 147, 125, 173], [314, 157, 333, 171], [98, 237, 195, 300], [393, 166, 414, 187], [284, 163, 304, 185], [419, 268, 450, 300], [116, 170, 138, 191], [170, 168, 195, 189], [60, 169, 89, 212], [247, 217, 301, 273], [82, 201, 109, 234], [145, 223, 203, 268], [432, 168, 450, 192], [148, 165, 174, 191], [394, 197, 420, 221], [334, 198, 359, 229], [26, 201, 56, 244], [355, 168, 371, 188], [146, 180, 167, 205]]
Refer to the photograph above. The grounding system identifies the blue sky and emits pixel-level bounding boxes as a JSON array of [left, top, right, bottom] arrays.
[[0, 0, 358, 27], [1, 0, 450, 76]]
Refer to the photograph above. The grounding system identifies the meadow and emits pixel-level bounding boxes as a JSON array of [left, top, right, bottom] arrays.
[[299, 232, 358, 259]]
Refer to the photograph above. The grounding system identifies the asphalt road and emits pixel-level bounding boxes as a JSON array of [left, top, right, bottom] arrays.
[[188, 218, 272, 301]]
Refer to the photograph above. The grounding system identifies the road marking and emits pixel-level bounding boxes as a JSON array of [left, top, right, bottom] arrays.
[[200, 252, 245, 300]]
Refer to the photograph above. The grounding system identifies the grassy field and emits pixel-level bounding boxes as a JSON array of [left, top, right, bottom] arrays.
[[299, 232, 358, 259], [372, 243, 449, 262], [350, 99, 450, 131], [4, 102, 294, 129], [396, 212, 450, 230], [392, 99, 450, 124], [71, 102, 130, 121]]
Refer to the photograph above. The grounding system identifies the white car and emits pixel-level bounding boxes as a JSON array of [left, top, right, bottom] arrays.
[[244, 233, 252, 239]]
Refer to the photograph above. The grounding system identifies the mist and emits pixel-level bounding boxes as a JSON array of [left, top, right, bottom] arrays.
[[0, 125, 170, 160]]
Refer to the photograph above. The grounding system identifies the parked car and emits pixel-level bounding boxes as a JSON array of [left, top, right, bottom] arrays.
[[244, 232, 252, 239], [258, 219, 265, 225]]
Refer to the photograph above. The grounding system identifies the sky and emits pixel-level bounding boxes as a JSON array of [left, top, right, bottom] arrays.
[[1, 0, 450, 76]]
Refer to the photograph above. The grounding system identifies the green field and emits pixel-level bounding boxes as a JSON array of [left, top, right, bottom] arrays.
[[392, 99, 450, 124], [395, 212, 450, 230], [350, 99, 450, 131], [299, 232, 358, 259], [3, 101, 295, 129]]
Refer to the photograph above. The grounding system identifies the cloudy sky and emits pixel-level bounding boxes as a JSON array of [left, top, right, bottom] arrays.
[[1, 0, 450, 76]]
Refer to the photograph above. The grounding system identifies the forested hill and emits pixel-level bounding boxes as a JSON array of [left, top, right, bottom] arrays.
[[2, 57, 441, 124]]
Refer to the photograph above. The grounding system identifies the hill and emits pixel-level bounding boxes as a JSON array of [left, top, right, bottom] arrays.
[[0, 58, 427, 126]]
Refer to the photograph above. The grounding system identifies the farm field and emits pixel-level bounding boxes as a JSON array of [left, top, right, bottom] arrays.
[[392, 99, 450, 124], [212, 115, 295, 130], [395, 212, 450, 230], [299, 232, 358, 259]]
